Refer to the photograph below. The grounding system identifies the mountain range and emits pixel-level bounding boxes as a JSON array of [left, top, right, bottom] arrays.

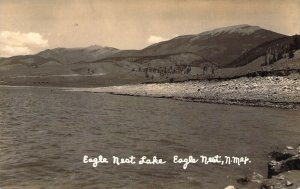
[[0, 24, 298, 87]]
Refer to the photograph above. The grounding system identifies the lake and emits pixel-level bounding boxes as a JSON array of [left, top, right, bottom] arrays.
[[0, 86, 299, 189]]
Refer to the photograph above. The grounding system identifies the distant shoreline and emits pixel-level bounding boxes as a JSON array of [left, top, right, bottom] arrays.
[[70, 75, 300, 109]]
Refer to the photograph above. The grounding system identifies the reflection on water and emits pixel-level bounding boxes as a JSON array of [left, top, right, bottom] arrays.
[[0, 86, 299, 188]]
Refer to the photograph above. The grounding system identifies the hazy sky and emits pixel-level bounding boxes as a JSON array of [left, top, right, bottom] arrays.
[[0, 0, 299, 57]]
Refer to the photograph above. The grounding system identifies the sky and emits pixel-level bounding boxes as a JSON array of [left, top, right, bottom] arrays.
[[0, 0, 299, 57]]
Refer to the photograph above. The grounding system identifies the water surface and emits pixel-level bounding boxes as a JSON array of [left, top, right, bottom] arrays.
[[0, 86, 299, 189]]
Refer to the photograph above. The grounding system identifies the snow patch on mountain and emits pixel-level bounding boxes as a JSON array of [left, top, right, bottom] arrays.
[[200, 24, 262, 36]]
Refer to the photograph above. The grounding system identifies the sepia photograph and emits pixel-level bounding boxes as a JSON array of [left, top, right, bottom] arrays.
[[0, 0, 300, 188]]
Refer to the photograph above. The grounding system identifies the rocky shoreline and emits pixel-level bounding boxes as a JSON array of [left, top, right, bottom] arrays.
[[72, 75, 300, 109], [226, 145, 300, 189]]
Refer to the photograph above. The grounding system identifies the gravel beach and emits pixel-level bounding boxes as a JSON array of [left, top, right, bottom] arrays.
[[72, 74, 300, 109]]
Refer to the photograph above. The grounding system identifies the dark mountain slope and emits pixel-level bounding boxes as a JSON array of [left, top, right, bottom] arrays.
[[110, 24, 285, 67]]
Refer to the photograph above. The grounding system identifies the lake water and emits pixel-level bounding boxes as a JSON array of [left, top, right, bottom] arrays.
[[0, 86, 299, 189]]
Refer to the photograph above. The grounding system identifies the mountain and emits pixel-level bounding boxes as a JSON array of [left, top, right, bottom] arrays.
[[110, 24, 285, 67]]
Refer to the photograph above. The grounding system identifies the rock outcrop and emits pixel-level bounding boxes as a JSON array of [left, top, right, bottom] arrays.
[[268, 146, 300, 178]]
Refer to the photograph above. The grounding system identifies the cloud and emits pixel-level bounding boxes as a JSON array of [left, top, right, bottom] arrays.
[[147, 35, 168, 44], [0, 31, 48, 57]]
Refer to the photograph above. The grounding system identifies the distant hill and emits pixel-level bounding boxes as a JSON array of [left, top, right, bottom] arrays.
[[37, 45, 120, 64], [0, 45, 120, 67]]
